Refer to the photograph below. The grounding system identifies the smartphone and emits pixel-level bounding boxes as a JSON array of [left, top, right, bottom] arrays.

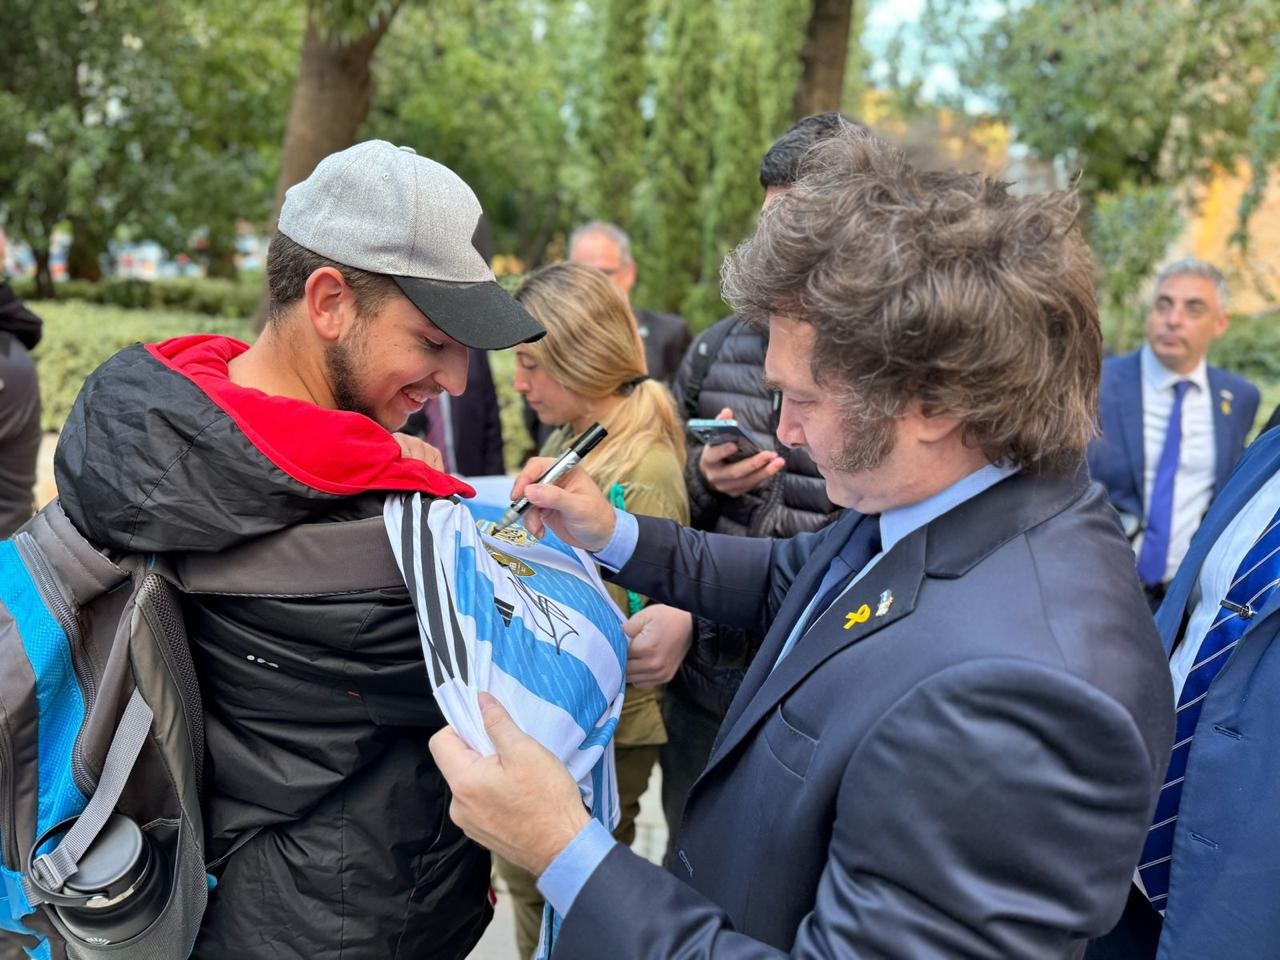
[[686, 419, 764, 459]]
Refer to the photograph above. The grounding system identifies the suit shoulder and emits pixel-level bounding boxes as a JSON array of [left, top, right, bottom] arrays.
[[1208, 364, 1260, 399], [1099, 351, 1139, 384], [636, 306, 688, 331]]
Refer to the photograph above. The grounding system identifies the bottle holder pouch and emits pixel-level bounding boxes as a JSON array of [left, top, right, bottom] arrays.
[[44, 816, 205, 960]]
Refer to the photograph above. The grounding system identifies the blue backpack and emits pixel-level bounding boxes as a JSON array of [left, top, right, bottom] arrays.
[[0, 501, 208, 960]]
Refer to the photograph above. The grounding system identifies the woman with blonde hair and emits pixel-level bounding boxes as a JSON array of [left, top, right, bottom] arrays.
[[497, 260, 689, 958]]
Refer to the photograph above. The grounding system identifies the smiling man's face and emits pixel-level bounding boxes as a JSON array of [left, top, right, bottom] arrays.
[[325, 291, 470, 430]]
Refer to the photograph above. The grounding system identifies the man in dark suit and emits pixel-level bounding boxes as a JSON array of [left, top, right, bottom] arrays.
[[1088, 426, 1280, 960], [1087, 259, 1259, 609], [568, 220, 690, 383], [431, 128, 1175, 957]]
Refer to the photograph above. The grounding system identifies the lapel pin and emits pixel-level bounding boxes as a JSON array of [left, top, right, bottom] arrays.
[[1220, 388, 1233, 416], [875, 589, 894, 617], [844, 604, 871, 630]]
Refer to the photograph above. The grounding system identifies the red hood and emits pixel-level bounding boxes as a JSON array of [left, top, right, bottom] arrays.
[[146, 335, 475, 500]]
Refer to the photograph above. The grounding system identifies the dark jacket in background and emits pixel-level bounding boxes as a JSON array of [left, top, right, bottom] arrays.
[[669, 314, 836, 715], [0, 282, 42, 537], [634, 306, 691, 384], [55, 336, 492, 960], [405, 348, 504, 476]]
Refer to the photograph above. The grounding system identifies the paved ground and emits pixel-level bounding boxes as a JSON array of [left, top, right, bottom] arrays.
[[34, 432, 57, 511]]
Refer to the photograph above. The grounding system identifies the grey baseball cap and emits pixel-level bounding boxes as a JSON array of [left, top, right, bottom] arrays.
[[277, 140, 544, 350]]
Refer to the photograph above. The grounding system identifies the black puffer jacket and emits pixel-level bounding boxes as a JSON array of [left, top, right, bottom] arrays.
[[670, 316, 837, 715], [54, 337, 492, 960]]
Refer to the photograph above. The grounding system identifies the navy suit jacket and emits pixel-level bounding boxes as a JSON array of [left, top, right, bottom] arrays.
[[1148, 428, 1280, 959], [634, 307, 691, 384], [555, 467, 1174, 959], [1087, 351, 1259, 529]]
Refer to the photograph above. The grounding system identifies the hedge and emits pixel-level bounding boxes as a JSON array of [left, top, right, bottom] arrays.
[[12, 275, 262, 319], [31, 301, 252, 431]]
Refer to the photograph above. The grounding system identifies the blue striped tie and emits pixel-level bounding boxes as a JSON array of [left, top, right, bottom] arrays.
[[1138, 503, 1280, 909]]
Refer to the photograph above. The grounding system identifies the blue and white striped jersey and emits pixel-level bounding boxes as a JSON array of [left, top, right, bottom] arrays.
[[383, 494, 627, 956]]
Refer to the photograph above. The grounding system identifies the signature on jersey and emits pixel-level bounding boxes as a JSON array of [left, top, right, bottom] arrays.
[[507, 574, 579, 653]]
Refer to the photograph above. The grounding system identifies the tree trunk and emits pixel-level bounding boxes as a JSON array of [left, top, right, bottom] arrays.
[[204, 221, 239, 279], [516, 195, 560, 269], [269, 5, 401, 233], [792, 0, 854, 120], [33, 247, 53, 300], [66, 217, 104, 282], [255, 2, 401, 327]]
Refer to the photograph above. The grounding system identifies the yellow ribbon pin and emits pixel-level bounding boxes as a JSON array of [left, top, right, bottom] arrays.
[[844, 604, 871, 630]]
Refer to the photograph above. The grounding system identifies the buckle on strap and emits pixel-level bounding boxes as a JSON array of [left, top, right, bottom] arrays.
[[29, 847, 74, 894]]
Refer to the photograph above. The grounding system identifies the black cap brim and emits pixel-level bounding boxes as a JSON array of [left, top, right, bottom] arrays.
[[393, 276, 544, 350]]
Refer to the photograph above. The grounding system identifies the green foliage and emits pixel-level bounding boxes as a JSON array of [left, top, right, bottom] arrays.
[[4, 0, 862, 335], [365, 0, 581, 266], [486, 348, 535, 473], [686, 0, 809, 330], [31, 301, 251, 431], [13, 277, 261, 318], [641, 0, 719, 317], [366, 0, 826, 333], [1092, 184, 1184, 353], [580, 0, 651, 227], [1211, 309, 1280, 387], [923, 0, 1280, 197], [309, 0, 404, 41], [0, 0, 297, 285], [1234, 49, 1280, 248]]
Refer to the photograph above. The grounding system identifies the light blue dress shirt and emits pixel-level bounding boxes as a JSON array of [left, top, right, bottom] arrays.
[[539, 461, 1018, 916]]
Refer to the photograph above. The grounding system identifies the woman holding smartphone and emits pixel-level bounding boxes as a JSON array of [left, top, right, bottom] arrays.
[[499, 260, 689, 958]]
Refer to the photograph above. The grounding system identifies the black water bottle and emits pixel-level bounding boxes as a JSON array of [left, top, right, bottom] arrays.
[[50, 814, 169, 945]]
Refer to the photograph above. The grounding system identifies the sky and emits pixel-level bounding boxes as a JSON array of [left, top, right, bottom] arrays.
[[862, 0, 961, 101]]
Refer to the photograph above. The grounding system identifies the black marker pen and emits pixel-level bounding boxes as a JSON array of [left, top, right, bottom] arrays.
[[494, 422, 608, 531]]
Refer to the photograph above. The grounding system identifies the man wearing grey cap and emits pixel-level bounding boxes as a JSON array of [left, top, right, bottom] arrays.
[[50, 141, 544, 958]]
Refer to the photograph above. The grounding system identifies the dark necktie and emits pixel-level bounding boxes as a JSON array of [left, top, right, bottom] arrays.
[[421, 396, 452, 473], [807, 516, 883, 629], [1139, 502, 1280, 909], [1137, 380, 1193, 587], [772, 515, 882, 672]]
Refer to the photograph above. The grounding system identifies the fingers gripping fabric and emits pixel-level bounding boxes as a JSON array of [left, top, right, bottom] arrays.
[[384, 495, 626, 957]]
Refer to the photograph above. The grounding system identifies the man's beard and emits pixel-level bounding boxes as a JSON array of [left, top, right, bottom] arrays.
[[830, 400, 898, 474], [324, 334, 379, 423]]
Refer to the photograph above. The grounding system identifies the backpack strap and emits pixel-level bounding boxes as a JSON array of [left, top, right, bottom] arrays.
[[18, 499, 128, 605], [681, 317, 741, 422], [157, 516, 400, 596], [22, 688, 153, 905]]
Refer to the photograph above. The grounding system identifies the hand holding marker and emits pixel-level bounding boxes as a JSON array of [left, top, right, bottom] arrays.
[[495, 423, 608, 531]]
